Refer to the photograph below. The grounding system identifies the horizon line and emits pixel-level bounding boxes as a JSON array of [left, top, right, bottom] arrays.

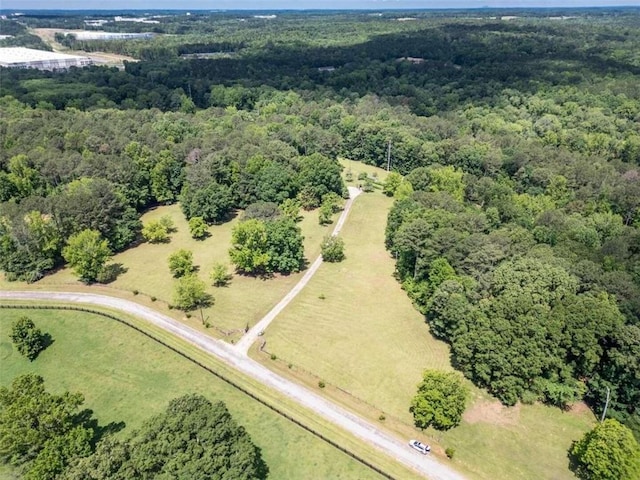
[[3, 5, 640, 12]]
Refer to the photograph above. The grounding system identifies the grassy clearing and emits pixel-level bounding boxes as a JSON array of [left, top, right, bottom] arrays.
[[438, 395, 595, 480], [0, 308, 392, 480], [31, 203, 328, 336], [259, 167, 596, 479], [339, 157, 391, 185], [264, 192, 452, 423]]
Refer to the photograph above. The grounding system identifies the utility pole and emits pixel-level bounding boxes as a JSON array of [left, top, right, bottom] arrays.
[[386, 140, 392, 171], [600, 386, 611, 422]]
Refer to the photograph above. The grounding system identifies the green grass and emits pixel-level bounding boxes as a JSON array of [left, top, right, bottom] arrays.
[[437, 395, 595, 480], [35, 203, 329, 335], [260, 171, 596, 479], [265, 193, 452, 423], [339, 157, 391, 185], [0, 309, 388, 480]]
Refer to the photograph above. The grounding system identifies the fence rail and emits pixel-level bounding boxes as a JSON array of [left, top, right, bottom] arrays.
[[0, 303, 396, 480]]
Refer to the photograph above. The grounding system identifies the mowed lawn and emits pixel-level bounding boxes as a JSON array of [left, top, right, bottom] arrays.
[[36, 203, 328, 334], [264, 192, 453, 422], [261, 186, 595, 480], [0, 309, 384, 480]]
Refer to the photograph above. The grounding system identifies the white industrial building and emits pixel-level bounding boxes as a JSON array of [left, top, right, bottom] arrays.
[[63, 31, 155, 41], [0, 47, 93, 70]]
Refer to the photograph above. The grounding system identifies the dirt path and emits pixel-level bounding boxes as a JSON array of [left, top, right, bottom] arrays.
[[0, 290, 466, 480], [31, 28, 137, 66], [234, 186, 362, 353]]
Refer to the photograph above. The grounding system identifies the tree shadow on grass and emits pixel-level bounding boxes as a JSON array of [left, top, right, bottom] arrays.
[[29, 332, 54, 362], [254, 445, 270, 480], [75, 408, 127, 444], [566, 440, 583, 479], [97, 263, 128, 284], [193, 231, 211, 241], [42, 332, 54, 349]]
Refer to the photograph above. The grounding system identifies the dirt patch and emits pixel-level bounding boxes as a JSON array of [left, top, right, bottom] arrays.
[[568, 401, 592, 416], [464, 399, 521, 426]]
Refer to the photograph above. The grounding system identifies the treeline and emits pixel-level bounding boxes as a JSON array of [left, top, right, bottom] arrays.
[[3, 17, 640, 115], [385, 161, 639, 437], [1, 9, 639, 441], [0, 19, 52, 50], [0, 99, 345, 281]]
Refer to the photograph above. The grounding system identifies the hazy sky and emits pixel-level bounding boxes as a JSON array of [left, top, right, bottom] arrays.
[[2, 1, 640, 10]]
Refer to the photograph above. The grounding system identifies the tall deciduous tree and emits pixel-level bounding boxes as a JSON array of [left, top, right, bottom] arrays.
[[63, 395, 268, 480], [62, 229, 111, 283], [382, 172, 403, 197], [410, 370, 468, 431], [0, 374, 93, 477], [570, 419, 640, 480], [297, 153, 344, 208], [173, 274, 211, 311], [168, 249, 195, 278], [229, 219, 270, 274], [265, 218, 305, 274], [180, 181, 233, 223]]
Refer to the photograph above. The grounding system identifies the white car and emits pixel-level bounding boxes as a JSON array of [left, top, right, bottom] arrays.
[[409, 439, 431, 454]]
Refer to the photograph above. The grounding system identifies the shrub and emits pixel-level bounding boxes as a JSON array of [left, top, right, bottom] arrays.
[[378, 414, 386, 421], [270, 353, 277, 360], [133, 289, 139, 295], [150, 296, 157, 302], [96, 263, 125, 284], [318, 202, 334, 225], [142, 219, 171, 243], [210, 263, 232, 287], [357, 172, 368, 181], [318, 380, 326, 389], [188, 216, 208, 240], [10, 317, 48, 361], [445, 448, 456, 459], [321, 235, 345, 262], [159, 215, 176, 232], [362, 177, 375, 192]]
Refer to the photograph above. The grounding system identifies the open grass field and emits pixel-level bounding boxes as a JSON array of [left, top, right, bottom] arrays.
[[0, 308, 388, 480], [30, 203, 329, 337], [263, 192, 453, 422], [259, 167, 596, 479]]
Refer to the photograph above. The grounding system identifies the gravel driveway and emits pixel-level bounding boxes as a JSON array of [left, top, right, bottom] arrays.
[[0, 289, 466, 480]]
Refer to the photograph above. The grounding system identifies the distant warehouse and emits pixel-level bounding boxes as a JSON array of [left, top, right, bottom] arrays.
[[0, 47, 93, 70], [63, 31, 155, 41]]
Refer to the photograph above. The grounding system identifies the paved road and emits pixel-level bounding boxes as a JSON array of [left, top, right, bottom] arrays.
[[235, 186, 362, 354], [0, 290, 466, 480]]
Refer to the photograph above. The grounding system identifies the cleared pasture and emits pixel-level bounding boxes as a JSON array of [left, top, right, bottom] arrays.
[[260, 174, 595, 479], [0, 308, 389, 480], [33, 203, 328, 336]]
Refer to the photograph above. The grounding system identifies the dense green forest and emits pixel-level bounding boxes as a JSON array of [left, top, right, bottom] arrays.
[[0, 9, 639, 444]]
